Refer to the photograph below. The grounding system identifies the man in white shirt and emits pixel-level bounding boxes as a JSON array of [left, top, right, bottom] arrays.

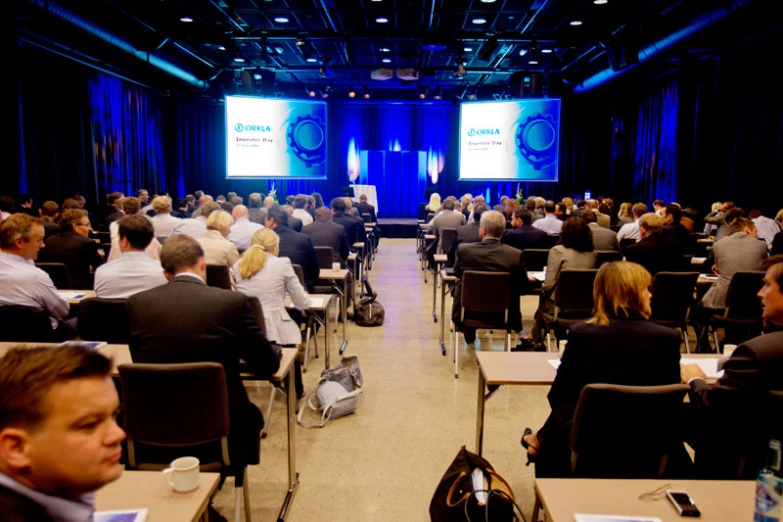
[[172, 201, 220, 240], [532, 201, 563, 236], [617, 202, 648, 242], [94, 215, 167, 298], [750, 209, 781, 249], [227, 205, 263, 251], [0, 213, 70, 331], [292, 195, 313, 226], [107, 197, 162, 263]]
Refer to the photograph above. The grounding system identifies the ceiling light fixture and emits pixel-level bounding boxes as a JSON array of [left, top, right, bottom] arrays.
[[306, 57, 318, 63], [380, 47, 391, 52], [463, 47, 473, 52], [528, 59, 539, 65], [218, 46, 226, 51], [180, 16, 193, 23], [472, 18, 487, 25], [570, 20, 583, 26], [233, 57, 245, 63], [594, 0, 608, 4], [296, 36, 306, 46], [274, 16, 289, 23], [518, 49, 528, 56], [480, 0, 496, 3], [382, 58, 392, 63], [376, 17, 389, 23], [541, 48, 553, 53]]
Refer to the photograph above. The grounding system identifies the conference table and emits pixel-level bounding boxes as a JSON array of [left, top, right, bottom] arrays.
[[534, 478, 753, 522], [95, 470, 220, 521], [0, 342, 301, 522], [473, 351, 724, 456]]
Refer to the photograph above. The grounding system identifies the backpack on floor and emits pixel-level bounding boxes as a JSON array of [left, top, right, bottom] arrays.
[[354, 275, 385, 327]]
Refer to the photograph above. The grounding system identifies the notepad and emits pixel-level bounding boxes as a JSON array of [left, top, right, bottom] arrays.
[[680, 358, 724, 379], [529, 271, 547, 282], [574, 515, 661, 522], [58, 291, 87, 300], [548, 359, 561, 370], [308, 297, 325, 308], [94, 509, 148, 522]]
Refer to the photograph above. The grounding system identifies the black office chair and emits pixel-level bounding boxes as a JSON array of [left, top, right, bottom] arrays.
[[205, 264, 232, 290], [118, 362, 253, 522], [0, 305, 62, 342], [542, 235, 560, 249], [78, 297, 131, 344], [595, 250, 623, 268], [454, 270, 511, 378], [542, 269, 598, 352], [35, 262, 73, 289], [522, 248, 550, 271], [439, 228, 456, 257], [649, 272, 700, 353], [361, 212, 373, 224], [619, 237, 637, 255], [707, 271, 765, 350], [314, 246, 336, 269]]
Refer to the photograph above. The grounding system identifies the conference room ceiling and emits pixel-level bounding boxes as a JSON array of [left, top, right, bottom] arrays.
[[14, 0, 776, 100]]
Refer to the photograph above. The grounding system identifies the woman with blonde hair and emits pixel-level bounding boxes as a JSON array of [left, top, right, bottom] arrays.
[[198, 210, 239, 268], [426, 192, 441, 213], [521, 261, 682, 477], [461, 193, 473, 220], [616, 202, 633, 225], [234, 228, 312, 346], [561, 197, 574, 215]]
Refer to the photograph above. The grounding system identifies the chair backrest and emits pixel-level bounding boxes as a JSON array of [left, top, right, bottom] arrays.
[[439, 228, 456, 253], [522, 248, 550, 271], [460, 271, 511, 328], [118, 362, 231, 468], [314, 246, 336, 269], [205, 264, 232, 290], [0, 305, 56, 342], [619, 237, 637, 255], [291, 264, 306, 287], [553, 269, 598, 315], [543, 235, 560, 249], [35, 262, 73, 289], [426, 212, 435, 223], [570, 383, 689, 478], [361, 212, 372, 224], [595, 250, 622, 268], [78, 297, 131, 344], [650, 271, 699, 322], [725, 271, 765, 320], [680, 254, 694, 271]]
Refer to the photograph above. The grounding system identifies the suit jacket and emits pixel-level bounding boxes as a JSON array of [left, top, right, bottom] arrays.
[[287, 214, 303, 232], [127, 276, 281, 465], [332, 211, 367, 246], [589, 222, 619, 252], [248, 207, 267, 225], [501, 225, 549, 253], [699, 232, 767, 309], [104, 209, 124, 227], [452, 238, 529, 333], [447, 222, 482, 266], [0, 485, 55, 522], [623, 232, 685, 277], [536, 315, 681, 477], [275, 226, 320, 292], [432, 211, 466, 253], [595, 211, 611, 229], [302, 220, 350, 265], [38, 230, 104, 289], [356, 202, 377, 223], [664, 223, 696, 253]]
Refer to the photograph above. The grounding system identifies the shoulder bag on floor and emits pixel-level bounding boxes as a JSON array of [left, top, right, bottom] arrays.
[[355, 275, 385, 327], [297, 356, 364, 428]]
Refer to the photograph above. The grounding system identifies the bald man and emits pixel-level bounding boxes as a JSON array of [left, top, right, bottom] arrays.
[[227, 205, 263, 251], [263, 196, 276, 208]]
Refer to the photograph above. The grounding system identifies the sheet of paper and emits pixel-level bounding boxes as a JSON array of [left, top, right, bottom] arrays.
[[691, 257, 707, 264], [548, 359, 561, 370], [308, 297, 325, 308], [529, 271, 546, 282], [680, 358, 724, 379], [574, 515, 661, 522], [58, 291, 87, 300]]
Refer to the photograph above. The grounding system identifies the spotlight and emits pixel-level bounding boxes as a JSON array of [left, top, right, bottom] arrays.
[[419, 87, 428, 99], [434, 87, 442, 100], [348, 90, 356, 98], [363, 90, 371, 99], [308, 90, 316, 97]]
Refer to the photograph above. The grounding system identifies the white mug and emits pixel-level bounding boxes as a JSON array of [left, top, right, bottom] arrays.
[[332, 262, 341, 271], [723, 344, 737, 357], [162, 456, 200, 493], [558, 340, 568, 354]]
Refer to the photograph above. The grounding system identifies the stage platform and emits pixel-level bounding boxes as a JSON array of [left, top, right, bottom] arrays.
[[378, 218, 419, 239]]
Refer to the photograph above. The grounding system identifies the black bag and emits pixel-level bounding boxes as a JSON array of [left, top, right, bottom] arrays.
[[430, 446, 523, 522], [354, 276, 384, 327]]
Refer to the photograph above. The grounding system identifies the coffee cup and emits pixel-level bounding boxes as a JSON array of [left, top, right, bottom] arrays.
[[332, 262, 341, 271], [558, 340, 568, 354], [722, 344, 737, 357], [162, 456, 200, 493]]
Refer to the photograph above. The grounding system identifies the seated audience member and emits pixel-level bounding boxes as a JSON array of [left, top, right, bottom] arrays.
[[189, 194, 214, 219], [37, 209, 104, 289], [263, 195, 276, 208], [431, 198, 465, 254], [583, 210, 619, 252], [227, 205, 263, 251], [0, 196, 15, 220], [171, 200, 220, 240], [503, 199, 521, 223], [216, 195, 227, 204], [94, 215, 167, 298], [149, 196, 180, 237], [653, 199, 666, 216], [102, 192, 125, 227], [127, 235, 281, 471], [451, 211, 529, 346], [522, 261, 682, 477], [714, 205, 745, 242], [292, 195, 313, 226], [198, 210, 239, 269], [623, 213, 684, 276], [448, 202, 491, 266], [38, 201, 60, 239], [220, 201, 234, 214], [14, 194, 38, 217], [137, 189, 150, 208], [107, 197, 162, 262], [0, 213, 71, 333], [681, 254, 783, 478], [532, 201, 563, 236], [616, 202, 648, 243], [691, 217, 768, 351], [282, 204, 304, 233], [235, 228, 313, 346], [230, 196, 243, 207], [331, 197, 367, 246], [662, 204, 695, 252], [265, 206, 319, 293], [344, 197, 360, 218], [521, 217, 597, 349], [356, 194, 377, 223], [585, 199, 610, 228], [616, 202, 634, 226], [703, 201, 732, 237], [750, 208, 781, 249], [306, 196, 316, 219], [302, 207, 350, 267], [61, 198, 81, 211], [0, 345, 125, 519], [247, 193, 267, 224], [172, 197, 191, 219], [493, 195, 509, 214], [501, 208, 548, 253]]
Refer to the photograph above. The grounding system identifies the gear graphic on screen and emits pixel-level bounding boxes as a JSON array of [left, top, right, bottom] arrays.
[[287, 114, 326, 167], [515, 113, 557, 170]]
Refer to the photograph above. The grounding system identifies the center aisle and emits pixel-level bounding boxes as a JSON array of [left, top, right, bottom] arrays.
[[214, 238, 550, 521]]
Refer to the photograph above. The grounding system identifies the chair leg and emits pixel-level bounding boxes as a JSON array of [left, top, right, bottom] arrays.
[[713, 328, 720, 353], [546, 331, 552, 352], [303, 324, 312, 373], [243, 468, 251, 522], [261, 385, 277, 439], [234, 487, 242, 522], [454, 330, 459, 379], [531, 494, 542, 522], [683, 325, 691, 354], [505, 331, 511, 352]]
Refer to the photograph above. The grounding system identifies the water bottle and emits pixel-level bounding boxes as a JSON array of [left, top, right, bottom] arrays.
[[755, 439, 782, 522]]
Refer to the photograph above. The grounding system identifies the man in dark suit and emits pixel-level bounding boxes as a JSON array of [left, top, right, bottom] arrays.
[[623, 213, 685, 276], [127, 234, 281, 470], [452, 211, 530, 345], [247, 192, 267, 225], [302, 207, 350, 267], [447, 202, 489, 266], [266, 206, 320, 292], [662, 204, 695, 253], [37, 209, 105, 289], [493, 195, 509, 215], [501, 208, 548, 252], [331, 197, 367, 246], [681, 254, 783, 478], [356, 194, 377, 223], [100, 192, 125, 227], [281, 205, 303, 232]]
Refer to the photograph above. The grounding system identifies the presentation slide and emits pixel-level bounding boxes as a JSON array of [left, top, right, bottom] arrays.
[[459, 99, 561, 181], [225, 96, 327, 179]]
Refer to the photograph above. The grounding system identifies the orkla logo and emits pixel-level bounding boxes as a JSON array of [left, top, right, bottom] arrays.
[[234, 123, 271, 132], [467, 128, 500, 137]]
